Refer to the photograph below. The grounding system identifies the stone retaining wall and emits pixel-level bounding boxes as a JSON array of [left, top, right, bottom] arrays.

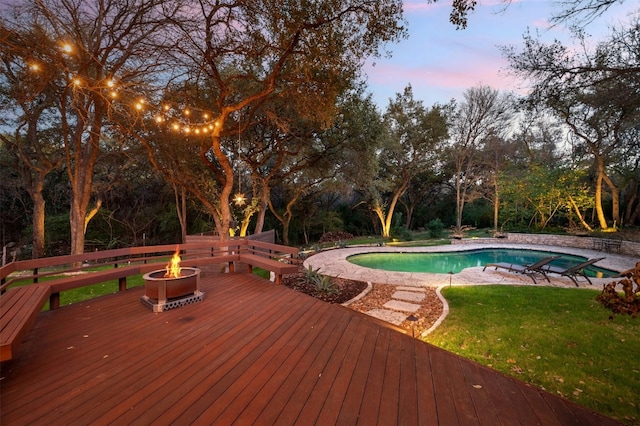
[[451, 233, 640, 257]]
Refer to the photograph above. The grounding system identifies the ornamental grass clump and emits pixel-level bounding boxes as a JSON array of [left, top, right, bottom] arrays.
[[303, 265, 338, 295]]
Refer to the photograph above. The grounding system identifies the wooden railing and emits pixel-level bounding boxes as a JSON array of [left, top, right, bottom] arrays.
[[0, 239, 299, 309], [0, 239, 299, 361]]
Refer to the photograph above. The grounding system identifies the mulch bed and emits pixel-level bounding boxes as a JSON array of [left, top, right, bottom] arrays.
[[282, 267, 445, 336], [282, 270, 367, 304]]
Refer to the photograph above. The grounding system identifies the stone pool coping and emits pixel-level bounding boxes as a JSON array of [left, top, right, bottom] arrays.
[[303, 243, 638, 289]]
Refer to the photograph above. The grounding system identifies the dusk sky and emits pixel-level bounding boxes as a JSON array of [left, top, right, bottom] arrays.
[[364, 0, 638, 109]]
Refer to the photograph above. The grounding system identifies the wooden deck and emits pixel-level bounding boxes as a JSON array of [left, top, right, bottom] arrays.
[[1, 272, 620, 425]]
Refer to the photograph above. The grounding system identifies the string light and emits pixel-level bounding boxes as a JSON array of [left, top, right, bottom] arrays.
[[24, 54, 225, 136]]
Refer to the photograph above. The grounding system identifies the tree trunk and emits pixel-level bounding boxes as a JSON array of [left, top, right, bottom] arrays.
[[372, 204, 389, 238], [239, 198, 260, 237], [404, 203, 414, 230], [568, 195, 593, 231], [493, 175, 499, 232], [30, 181, 46, 259], [602, 172, 620, 227], [624, 184, 637, 225], [594, 156, 609, 230], [210, 131, 234, 241], [173, 184, 187, 243], [268, 190, 300, 246], [628, 200, 640, 225], [455, 176, 465, 233], [66, 102, 104, 256], [69, 176, 94, 256], [253, 180, 270, 235]]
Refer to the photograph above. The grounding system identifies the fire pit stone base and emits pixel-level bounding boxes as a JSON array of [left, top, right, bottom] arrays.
[[140, 291, 204, 313]]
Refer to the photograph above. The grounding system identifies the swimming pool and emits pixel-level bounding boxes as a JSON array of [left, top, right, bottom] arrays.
[[347, 248, 617, 278]]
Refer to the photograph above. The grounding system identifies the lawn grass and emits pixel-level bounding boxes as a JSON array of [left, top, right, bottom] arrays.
[[56, 275, 146, 307], [9, 268, 147, 310], [424, 285, 640, 425]]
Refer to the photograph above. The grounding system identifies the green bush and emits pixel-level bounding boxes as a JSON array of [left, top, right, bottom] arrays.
[[426, 218, 445, 238], [390, 226, 412, 241]]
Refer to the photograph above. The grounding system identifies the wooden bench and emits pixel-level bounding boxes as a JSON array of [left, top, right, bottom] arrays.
[[47, 265, 142, 309], [237, 240, 299, 285], [239, 254, 299, 285], [1, 284, 51, 361]]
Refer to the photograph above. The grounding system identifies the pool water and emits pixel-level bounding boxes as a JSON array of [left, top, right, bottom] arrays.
[[347, 249, 617, 278]]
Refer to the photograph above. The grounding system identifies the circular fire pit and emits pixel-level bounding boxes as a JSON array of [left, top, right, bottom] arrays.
[[141, 267, 203, 312]]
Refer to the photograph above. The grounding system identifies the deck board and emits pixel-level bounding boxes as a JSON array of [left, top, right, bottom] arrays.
[[0, 272, 622, 425]]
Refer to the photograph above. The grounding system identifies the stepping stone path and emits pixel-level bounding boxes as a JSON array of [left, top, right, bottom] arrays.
[[366, 286, 426, 325]]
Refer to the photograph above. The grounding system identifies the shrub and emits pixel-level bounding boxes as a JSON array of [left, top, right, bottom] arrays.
[[313, 275, 339, 295], [596, 262, 640, 317], [302, 265, 338, 295], [319, 231, 354, 243], [390, 226, 412, 241], [426, 218, 445, 238]]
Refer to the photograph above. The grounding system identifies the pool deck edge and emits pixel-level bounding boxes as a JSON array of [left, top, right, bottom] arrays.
[[303, 243, 638, 288]]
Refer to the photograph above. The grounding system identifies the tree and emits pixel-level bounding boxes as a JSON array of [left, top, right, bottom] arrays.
[[617, 128, 640, 226], [477, 134, 516, 232], [426, 0, 632, 29], [152, 0, 406, 241], [0, 24, 63, 258], [399, 169, 447, 230], [500, 165, 594, 230], [445, 86, 510, 236], [1, 0, 175, 255], [505, 20, 640, 229], [266, 97, 367, 245], [366, 85, 449, 238]]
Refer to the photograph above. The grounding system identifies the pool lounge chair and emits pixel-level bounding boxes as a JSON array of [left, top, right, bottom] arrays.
[[536, 257, 605, 287], [482, 256, 560, 284]]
